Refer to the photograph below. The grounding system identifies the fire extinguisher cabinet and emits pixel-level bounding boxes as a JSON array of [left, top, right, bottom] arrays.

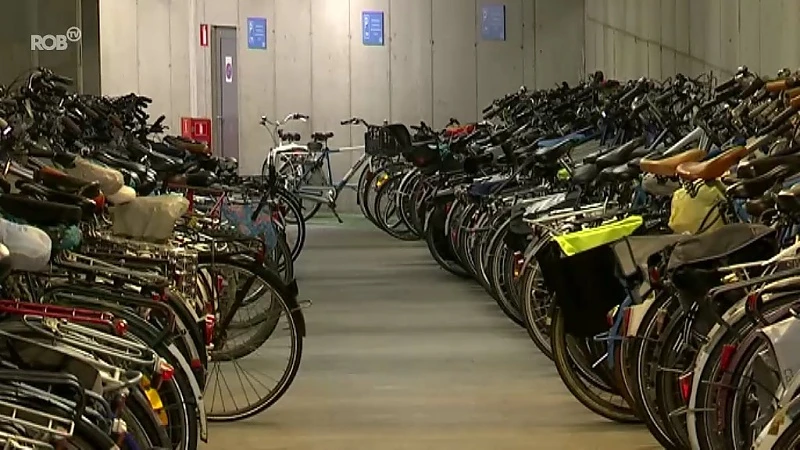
[[180, 117, 213, 151]]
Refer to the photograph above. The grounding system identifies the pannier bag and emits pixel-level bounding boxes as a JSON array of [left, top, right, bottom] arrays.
[[110, 195, 189, 242], [536, 215, 643, 337], [668, 183, 725, 235], [0, 218, 52, 271]]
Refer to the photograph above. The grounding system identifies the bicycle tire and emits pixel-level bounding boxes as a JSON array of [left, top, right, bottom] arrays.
[[203, 254, 304, 421], [273, 187, 306, 261], [423, 207, 471, 278], [520, 261, 554, 360], [550, 308, 641, 423], [374, 175, 418, 241]]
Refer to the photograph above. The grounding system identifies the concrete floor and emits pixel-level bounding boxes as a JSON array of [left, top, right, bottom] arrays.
[[207, 223, 658, 450]]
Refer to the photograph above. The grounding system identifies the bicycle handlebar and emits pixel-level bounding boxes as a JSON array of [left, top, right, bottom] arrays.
[[340, 117, 371, 127]]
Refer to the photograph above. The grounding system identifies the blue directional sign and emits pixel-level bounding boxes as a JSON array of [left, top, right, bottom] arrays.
[[481, 4, 506, 41], [247, 17, 267, 49], [362, 11, 384, 46]]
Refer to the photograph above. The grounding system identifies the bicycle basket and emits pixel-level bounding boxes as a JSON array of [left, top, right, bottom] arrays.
[[365, 126, 401, 157]]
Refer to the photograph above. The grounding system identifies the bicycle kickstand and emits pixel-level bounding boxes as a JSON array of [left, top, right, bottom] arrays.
[[326, 190, 344, 224]]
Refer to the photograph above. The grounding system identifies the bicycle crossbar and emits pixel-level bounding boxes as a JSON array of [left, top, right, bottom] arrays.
[[337, 145, 366, 153]]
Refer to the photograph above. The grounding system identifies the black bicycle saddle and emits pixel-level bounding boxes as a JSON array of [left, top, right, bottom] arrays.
[[726, 165, 792, 199]]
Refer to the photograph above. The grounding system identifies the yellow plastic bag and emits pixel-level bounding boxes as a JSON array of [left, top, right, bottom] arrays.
[[669, 184, 725, 235], [553, 215, 643, 256]]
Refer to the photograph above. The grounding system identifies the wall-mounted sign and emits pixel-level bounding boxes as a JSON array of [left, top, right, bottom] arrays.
[[224, 56, 233, 83], [200, 23, 209, 47], [362, 11, 384, 46], [247, 17, 267, 49], [481, 4, 506, 41]]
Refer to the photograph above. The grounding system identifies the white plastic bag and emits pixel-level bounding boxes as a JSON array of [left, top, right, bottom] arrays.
[[0, 218, 52, 271], [63, 157, 125, 196], [110, 195, 189, 241]]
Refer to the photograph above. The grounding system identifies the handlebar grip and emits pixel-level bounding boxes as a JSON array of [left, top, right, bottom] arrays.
[[340, 120, 350, 125], [153, 115, 166, 127], [482, 104, 493, 114], [740, 77, 765, 97], [139, 96, 153, 104], [296, 113, 309, 120]]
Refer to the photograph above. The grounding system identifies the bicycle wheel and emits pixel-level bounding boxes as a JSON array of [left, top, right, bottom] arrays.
[[423, 205, 471, 278], [632, 293, 685, 449], [693, 295, 797, 450], [520, 260, 554, 359], [202, 254, 305, 421], [374, 175, 418, 241], [550, 308, 640, 423], [273, 188, 306, 262], [284, 163, 325, 223], [396, 170, 422, 234]]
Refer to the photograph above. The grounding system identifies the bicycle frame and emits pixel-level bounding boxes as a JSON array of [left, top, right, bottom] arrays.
[[293, 149, 370, 207]]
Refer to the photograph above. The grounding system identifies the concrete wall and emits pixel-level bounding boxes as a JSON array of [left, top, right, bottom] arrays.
[[584, 0, 800, 81], [99, 0, 585, 211]]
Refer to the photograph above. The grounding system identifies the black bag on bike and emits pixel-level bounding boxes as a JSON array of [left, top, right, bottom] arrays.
[[536, 240, 626, 338]]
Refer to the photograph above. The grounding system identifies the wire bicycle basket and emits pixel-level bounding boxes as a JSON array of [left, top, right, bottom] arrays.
[[364, 126, 402, 157]]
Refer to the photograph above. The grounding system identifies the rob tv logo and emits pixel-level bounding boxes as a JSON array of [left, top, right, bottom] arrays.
[[31, 27, 82, 51]]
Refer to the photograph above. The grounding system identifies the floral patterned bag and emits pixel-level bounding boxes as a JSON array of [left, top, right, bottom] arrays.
[[219, 196, 278, 250]]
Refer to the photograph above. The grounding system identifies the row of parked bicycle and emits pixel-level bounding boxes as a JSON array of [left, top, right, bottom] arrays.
[[0, 68, 308, 449], [350, 67, 800, 449]]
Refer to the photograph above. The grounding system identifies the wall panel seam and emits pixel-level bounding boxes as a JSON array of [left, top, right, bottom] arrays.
[[429, 0, 434, 125], [586, 17, 734, 76], [387, 0, 392, 122]]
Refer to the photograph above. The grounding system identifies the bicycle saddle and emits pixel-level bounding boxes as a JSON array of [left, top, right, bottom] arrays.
[[92, 152, 148, 177], [595, 137, 645, 169], [676, 145, 750, 181], [152, 140, 187, 159], [533, 139, 574, 163], [571, 163, 599, 186], [128, 141, 182, 172], [166, 170, 217, 188], [726, 165, 792, 199], [16, 180, 98, 217], [736, 152, 800, 179], [311, 131, 334, 141], [163, 136, 209, 155], [640, 148, 707, 177], [581, 147, 608, 164], [0, 193, 82, 226], [37, 166, 101, 198]]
